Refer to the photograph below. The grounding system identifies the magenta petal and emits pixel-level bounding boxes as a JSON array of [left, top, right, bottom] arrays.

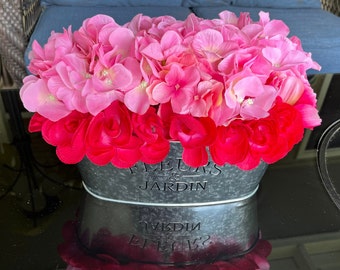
[[56, 121, 88, 164], [182, 147, 208, 167], [140, 139, 170, 164], [56, 144, 85, 164], [295, 104, 322, 129], [111, 138, 141, 168]]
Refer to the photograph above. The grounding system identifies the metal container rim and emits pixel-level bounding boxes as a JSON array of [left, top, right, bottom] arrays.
[[82, 181, 259, 207]]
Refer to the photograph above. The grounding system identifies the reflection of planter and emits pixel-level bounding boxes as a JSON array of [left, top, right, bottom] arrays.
[[77, 143, 267, 265]]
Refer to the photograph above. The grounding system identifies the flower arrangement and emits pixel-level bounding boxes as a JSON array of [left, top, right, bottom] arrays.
[[20, 11, 321, 170]]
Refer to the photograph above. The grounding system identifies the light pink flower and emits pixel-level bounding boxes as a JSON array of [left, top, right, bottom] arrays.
[[137, 30, 186, 82], [148, 15, 181, 38], [84, 50, 142, 115], [124, 81, 150, 114], [92, 50, 134, 92], [192, 29, 229, 62], [218, 47, 258, 75], [218, 10, 240, 26], [124, 14, 153, 35], [84, 90, 123, 116], [47, 54, 89, 113], [108, 27, 135, 58], [20, 76, 71, 121], [74, 14, 119, 52], [261, 38, 313, 71], [188, 80, 223, 117], [258, 11, 290, 37], [141, 30, 184, 61], [277, 76, 304, 105], [28, 26, 74, 77], [151, 64, 200, 114], [225, 74, 277, 120], [208, 98, 236, 126]]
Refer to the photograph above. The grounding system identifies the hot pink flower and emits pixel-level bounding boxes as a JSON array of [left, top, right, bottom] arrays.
[[86, 101, 141, 168], [263, 99, 304, 163], [293, 84, 322, 129], [40, 111, 91, 164], [132, 107, 170, 164], [169, 115, 216, 167], [294, 104, 321, 129], [28, 113, 47, 133], [210, 122, 251, 166], [246, 117, 280, 167]]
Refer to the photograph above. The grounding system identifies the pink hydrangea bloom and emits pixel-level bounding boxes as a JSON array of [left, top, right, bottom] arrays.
[[20, 75, 71, 121], [224, 73, 277, 120]]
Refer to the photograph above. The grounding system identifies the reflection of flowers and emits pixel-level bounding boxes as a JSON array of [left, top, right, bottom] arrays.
[[21, 11, 321, 170], [58, 221, 272, 270]]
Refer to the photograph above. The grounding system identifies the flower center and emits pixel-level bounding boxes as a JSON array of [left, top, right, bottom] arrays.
[[48, 94, 56, 101], [237, 96, 254, 106], [102, 69, 109, 76], [140, 81, 148, 89], [245, 98, 254, 105], [105, 78, 112, 85], [237, 96, 244, 103]]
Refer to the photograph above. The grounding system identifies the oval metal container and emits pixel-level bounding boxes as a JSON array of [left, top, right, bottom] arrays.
[[79, 143, 267, 204], [77, 143, 267, 265]]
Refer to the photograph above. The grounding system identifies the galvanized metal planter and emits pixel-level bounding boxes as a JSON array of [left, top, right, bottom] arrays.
[[77, 143, 267, 265]]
